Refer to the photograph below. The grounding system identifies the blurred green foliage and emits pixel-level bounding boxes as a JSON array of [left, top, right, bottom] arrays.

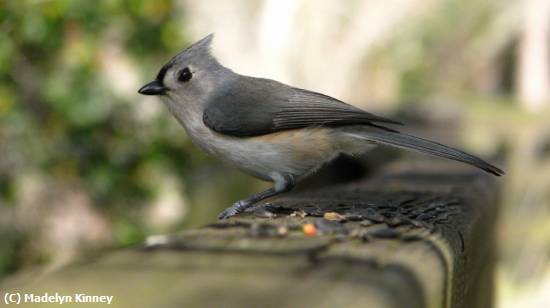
[[0, 0, 206, 274]]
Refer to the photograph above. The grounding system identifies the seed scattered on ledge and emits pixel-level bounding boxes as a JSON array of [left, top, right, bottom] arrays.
[[302, 223, 317, 236], [323, 212, 346, 221], [277, 226, 288, 236], [291, 210, 307, 218]]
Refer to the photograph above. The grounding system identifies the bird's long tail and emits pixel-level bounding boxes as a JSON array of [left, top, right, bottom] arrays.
[[346, 130, 504, 176]]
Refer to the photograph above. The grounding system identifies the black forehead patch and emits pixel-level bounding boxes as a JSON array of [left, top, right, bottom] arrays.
[[156, 63, 173, 81]]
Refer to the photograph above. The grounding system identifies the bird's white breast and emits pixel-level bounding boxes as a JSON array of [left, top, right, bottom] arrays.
[[160, 96, 344, 182]]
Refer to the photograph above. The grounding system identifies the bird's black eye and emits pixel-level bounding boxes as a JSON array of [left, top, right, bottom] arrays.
[[177, 67, 192, 82]]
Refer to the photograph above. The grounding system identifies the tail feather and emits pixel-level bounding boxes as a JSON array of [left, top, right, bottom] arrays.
[[347, 131, 504, 176]]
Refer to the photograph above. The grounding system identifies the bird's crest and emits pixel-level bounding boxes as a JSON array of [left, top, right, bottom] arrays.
[[187, 33, 214, 54], [170, 33, 215, 64]]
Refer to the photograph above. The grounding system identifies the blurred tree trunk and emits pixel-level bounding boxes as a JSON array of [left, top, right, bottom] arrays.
[[517, 0, 550, 111]]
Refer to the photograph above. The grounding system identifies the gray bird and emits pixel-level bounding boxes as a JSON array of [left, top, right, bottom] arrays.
[[138, 34, 504, 220]]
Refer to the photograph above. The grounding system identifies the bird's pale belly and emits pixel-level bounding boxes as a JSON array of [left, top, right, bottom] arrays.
[[192, 127, 340, 182]]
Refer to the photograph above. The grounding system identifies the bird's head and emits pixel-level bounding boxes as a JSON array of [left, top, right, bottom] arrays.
[[138, 34, 226, 104]]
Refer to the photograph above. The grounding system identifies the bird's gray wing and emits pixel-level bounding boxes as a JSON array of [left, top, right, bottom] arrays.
[[203, 77, 402, 137]]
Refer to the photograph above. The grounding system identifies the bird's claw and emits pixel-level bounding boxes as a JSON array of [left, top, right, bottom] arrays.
[[217, 200, 249, 220], [217, 208, 238, 220]]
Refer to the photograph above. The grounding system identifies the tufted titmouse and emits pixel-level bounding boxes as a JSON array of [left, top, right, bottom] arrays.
[[138, 34, 504, 220]]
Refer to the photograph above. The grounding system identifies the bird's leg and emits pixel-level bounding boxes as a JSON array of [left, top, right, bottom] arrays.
[[217, 173, 295, 220]]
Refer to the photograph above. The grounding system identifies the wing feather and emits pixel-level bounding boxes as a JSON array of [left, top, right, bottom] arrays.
[[203, 77, 401, 137]]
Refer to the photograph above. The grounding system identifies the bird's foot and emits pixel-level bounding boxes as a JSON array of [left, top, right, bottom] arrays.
[[217, 200, 250, 220]]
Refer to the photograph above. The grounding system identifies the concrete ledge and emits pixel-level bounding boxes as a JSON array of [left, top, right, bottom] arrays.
[[1, 159, 499, 308]]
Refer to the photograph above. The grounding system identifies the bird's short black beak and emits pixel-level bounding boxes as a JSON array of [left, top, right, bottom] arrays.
[[138, 80, 166, 96]]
